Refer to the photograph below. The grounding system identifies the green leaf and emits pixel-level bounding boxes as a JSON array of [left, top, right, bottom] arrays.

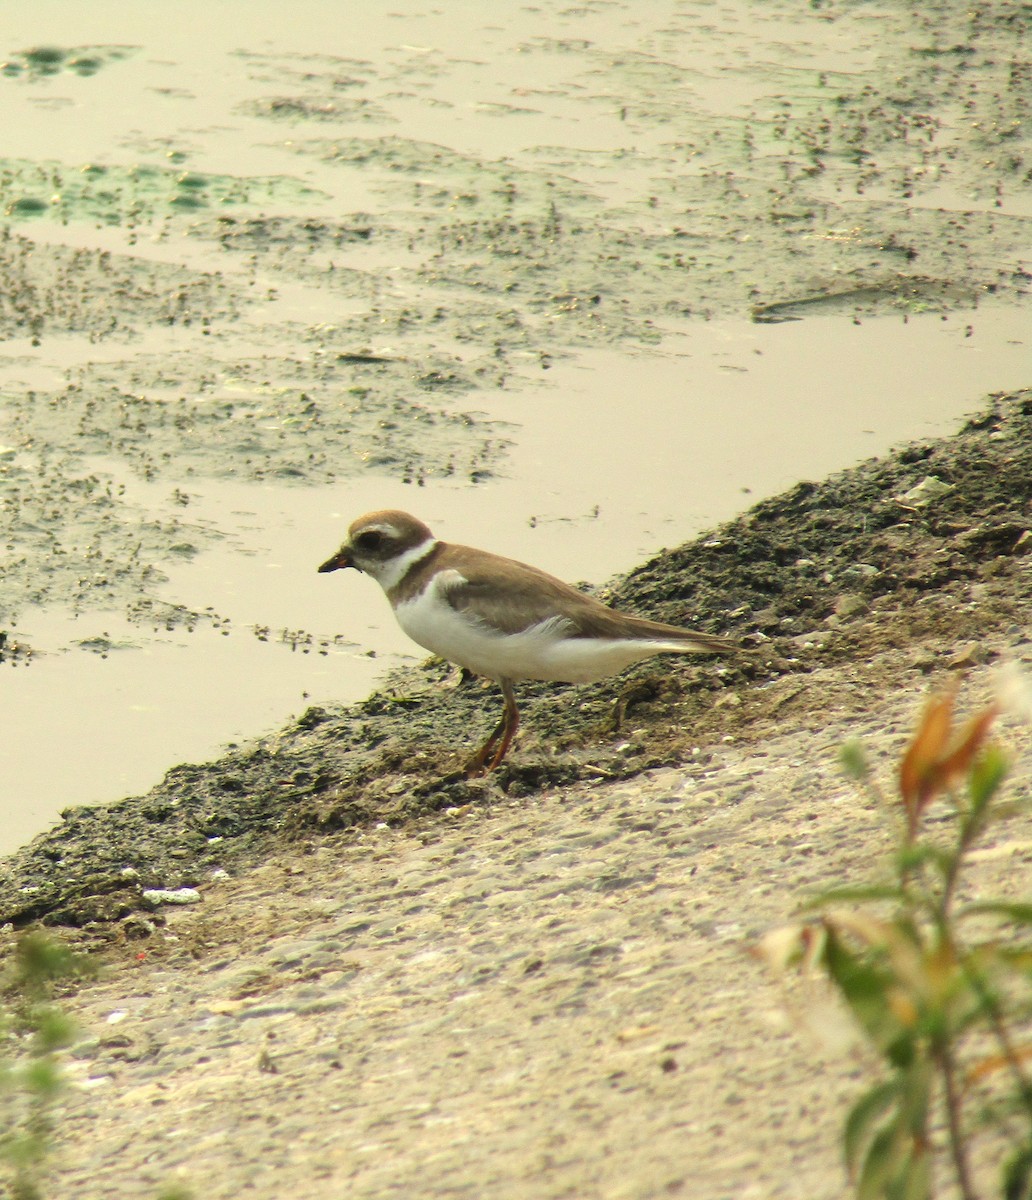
[[886, 1031, 917, 1072], [895, 842, 952, 876], [822, 928, 901, 1050], [969, 744, 1009, 812], [22, 1058, 63, 1101], [961, 901, 1032, 926], [844, 1079, 901, 1175], [898, 1056, 934, 1139], [13, 932, 76, 984], [897, 1150, 932, 1200], [856, 1116, 932, 1200], [857, 1123, 901, 1200], [840, 739, 871, 781], [802, 884, 908, 910], [31, 1007, 76, 1054], [4, 930, 95, 1002], [1004, 1139, 1032, 1200]]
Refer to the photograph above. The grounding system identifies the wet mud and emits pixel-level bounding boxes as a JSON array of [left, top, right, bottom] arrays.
[[1, 0, 1030, 648], [1, 386, 1029, 929]]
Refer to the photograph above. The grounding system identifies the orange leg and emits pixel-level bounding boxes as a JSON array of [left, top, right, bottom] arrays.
[[465, 679, 520, 776]]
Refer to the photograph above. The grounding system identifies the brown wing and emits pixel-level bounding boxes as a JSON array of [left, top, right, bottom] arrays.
[[438, 546, 597, 634], [439, 545, 735, 653]]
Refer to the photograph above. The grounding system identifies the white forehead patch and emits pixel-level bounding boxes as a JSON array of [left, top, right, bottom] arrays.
[[356, 520, 400, 539]]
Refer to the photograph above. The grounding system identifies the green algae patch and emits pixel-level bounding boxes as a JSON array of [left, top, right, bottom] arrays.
[[0, 158, 329, 227], [5, 196, 49, 217], [3, 44, 137, 79]]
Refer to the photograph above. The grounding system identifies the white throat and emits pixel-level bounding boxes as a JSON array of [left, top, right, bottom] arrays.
[[370, 537, 437, 592]]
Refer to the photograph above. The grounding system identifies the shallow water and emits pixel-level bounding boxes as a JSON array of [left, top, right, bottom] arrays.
[[0, 1, 1029, 854]]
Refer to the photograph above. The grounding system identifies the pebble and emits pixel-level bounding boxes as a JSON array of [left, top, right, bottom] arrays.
[[895, 474, 954, 507], [141, 887, 202, 907], [832, 593, 867, 618], [948, 642, 990, 669]]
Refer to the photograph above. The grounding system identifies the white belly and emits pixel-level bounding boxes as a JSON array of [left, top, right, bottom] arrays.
[[394, 591, 687, 684]]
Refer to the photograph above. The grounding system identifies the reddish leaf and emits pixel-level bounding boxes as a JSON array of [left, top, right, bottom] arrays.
[[936, 704, 998, 789], [899, 692, 956, 834], [897, 692, 998, 838]]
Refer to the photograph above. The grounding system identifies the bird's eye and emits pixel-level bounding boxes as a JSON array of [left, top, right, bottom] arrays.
[[355, 530, 384, 551]]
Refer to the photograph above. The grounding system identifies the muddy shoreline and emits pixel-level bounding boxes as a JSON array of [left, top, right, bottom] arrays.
[[3, 386, 1029, 932], [0, 387, 1027, 1200], [3, 0, 1031, 852]]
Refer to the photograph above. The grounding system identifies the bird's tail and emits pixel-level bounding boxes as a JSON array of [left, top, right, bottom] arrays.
[[619, 612, 738, 654]]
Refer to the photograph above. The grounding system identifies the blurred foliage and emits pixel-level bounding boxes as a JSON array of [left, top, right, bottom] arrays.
[[759, 688, 1032, 1199], [0, 932, 94, 1200]]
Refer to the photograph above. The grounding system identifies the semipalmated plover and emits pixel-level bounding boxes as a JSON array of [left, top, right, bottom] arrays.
[[318, 510, 737, 774]]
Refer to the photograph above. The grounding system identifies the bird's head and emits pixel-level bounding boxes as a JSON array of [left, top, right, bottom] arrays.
[[317, 510, 437, 590]]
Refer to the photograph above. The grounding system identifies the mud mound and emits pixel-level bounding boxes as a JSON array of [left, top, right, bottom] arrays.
[[0, 387, 1029, 930]]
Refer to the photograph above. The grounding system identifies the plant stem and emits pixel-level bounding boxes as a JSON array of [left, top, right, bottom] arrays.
[[960, 952, 1032, 1121], [940, 1040, 979, 1200]]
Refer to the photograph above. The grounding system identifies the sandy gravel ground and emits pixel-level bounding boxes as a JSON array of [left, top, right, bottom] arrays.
[[28, 621, 1032, 1200]]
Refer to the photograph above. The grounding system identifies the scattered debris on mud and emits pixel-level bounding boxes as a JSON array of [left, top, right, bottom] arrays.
[[1, 387, 1028, 931]]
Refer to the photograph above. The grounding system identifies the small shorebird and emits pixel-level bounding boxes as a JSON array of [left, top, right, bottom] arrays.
[[318, 510, 736, 774]]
